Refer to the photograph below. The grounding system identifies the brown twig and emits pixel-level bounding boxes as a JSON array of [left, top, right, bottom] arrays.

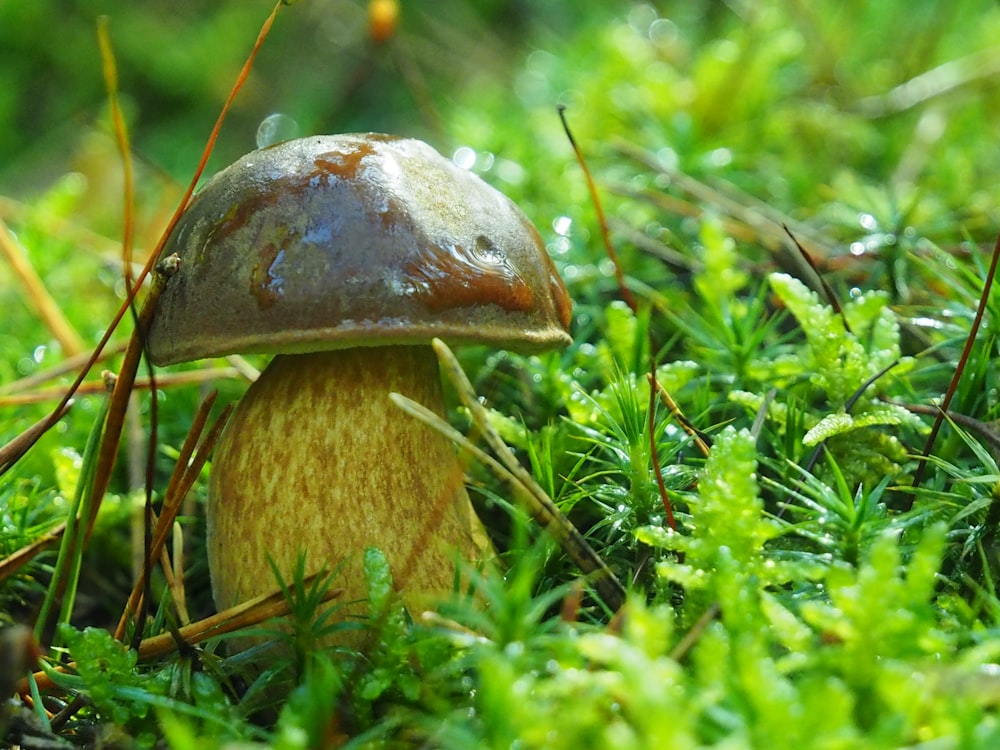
[[115, 394, 233, 644], [0, 368, 243, 407], [903, 228, 1000, 510], [558, 106, 637, 312], [648, 373, 712, 458], [648, 369, 677, 531], [0, 342, 127, 396], [0, 217, 85, 357], [783, 224, 851, 335], [894, 402, 1000, 460], [83, 258, 177, 551], [135, 575, 342, 660], [0, 402, 72, 477], [21, 576, 342, 694], [0, 522, 70, 585], [560, 110, 681, 538]]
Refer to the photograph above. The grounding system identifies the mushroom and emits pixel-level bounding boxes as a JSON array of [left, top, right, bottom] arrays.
[[146, 134, 572, 636]]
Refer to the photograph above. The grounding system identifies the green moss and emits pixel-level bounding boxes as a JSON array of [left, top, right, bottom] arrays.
[[7, 0, 1000, 746]]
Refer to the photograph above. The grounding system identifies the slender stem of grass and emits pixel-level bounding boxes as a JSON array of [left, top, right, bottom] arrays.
[[560, 108, 681, 535], [904, 229, 1000, 510], [558, 106, 636, 312], [648, 369, 677, 530], [97, 17, 135, 298], [33, 396, 110, 645]]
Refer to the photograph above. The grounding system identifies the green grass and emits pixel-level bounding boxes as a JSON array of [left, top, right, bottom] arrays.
[[6, 0, 1000, 746]]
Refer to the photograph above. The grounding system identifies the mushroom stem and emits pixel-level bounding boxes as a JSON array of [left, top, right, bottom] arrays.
[[207, 345, 489, 626]]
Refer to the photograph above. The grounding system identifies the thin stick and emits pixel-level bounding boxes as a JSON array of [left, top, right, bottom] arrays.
[[138, 574, 342, 660], [558, 106, 637, 313], [432, 339, 626, 610], [97, 17, 136, 297], [783, 224, 851, 334], [154, 0, 285, 260], [648, 369, 677, 530], [115, 396, 232, 643], [84, 257, 177, 547], [22, 576, 342, 693], [0, 402, 72, 477], [0, 341, 127, 396], [898, 402, 1000, 455], [0, 368, 243, 407], [560, 110, 680, 531], [98, 22, 160, 602], [0, 217, 85, 357], [903, 229, 1000, 511], [648, 374, 712, 457]]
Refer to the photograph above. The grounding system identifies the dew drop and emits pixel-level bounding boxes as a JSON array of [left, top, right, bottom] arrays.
[[256, 113, 299, 149], [452, 146, 476, 170], [909, 316, 943, 330], [649, 17, 679, 46], [552, 215, 572, 236], [656, 146, 679, 171], [627, 4, 657, 34], [477, 151, 495, 171], [704, 147, 732, 168]]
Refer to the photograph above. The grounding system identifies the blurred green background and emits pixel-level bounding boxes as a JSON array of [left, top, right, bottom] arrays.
[[8, 0, 1000, 497], [0, 0, 603, 191], [6, 0, 1000, 247]]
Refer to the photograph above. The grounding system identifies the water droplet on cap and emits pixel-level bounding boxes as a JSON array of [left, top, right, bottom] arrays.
[[256, 113, 300, 149]]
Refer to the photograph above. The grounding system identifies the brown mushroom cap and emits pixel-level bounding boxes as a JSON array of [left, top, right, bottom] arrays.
[[147, 134, 572, 365]]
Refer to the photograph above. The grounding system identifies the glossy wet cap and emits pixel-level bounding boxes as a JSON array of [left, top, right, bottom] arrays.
[[147, 134, 572, 365]]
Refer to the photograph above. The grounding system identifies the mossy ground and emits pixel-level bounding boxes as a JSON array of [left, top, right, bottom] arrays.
[[5, 1, 1000, 747]]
